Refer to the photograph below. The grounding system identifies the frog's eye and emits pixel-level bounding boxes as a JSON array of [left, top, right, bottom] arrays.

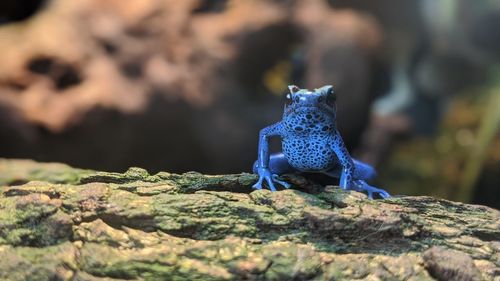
[[326, 91, 336, 107], [288, 85, 300, 93], [284, 92, 293, 106]]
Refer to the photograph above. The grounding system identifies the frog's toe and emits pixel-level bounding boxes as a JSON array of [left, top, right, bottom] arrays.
[[367, 187, 390, 199], [366, 191, 373, 199], [279, 181, 291, 189], [252, 178, 264, 190], [378, 189, 391, 199], [367, 186, 390, 199], [252, 183, 262, 190], [264, 176, 277, 191], [272, 174, 291, 189]]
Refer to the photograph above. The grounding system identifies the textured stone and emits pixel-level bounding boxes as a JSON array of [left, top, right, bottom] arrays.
[[0, 158, 499, 280]]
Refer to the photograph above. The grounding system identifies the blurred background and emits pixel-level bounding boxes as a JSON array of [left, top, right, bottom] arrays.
[[0, 0, 498, 208]]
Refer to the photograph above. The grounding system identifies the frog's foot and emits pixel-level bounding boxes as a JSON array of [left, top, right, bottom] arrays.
[[253, 167, 290, 191], [352, 180, 390, 199], [272, 174, 291, 189]]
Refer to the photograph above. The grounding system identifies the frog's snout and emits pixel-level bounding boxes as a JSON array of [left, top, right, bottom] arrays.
[[297, 96, 318, 106]]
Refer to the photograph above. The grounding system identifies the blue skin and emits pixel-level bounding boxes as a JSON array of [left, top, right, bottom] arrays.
[[253, 85, 390, 199]]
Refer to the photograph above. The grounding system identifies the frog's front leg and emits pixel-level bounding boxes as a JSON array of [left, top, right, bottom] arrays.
[[253, 122, 291, 191], [330, 132, 355, 189]]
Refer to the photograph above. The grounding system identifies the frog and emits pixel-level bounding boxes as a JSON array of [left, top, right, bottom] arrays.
[[252, 85, 390, 199]]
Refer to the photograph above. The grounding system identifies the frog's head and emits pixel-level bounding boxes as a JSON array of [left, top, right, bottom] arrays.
[[283, 85, 336, 118]]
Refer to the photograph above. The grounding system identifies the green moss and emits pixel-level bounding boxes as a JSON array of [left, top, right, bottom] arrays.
[[0, 159, 498, 280], [0, 159, 92, 186], [261, 243, 322, 280], [0, 242, 77, 281]]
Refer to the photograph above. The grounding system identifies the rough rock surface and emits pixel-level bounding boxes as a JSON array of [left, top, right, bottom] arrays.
[[0, 159, 499, 280]]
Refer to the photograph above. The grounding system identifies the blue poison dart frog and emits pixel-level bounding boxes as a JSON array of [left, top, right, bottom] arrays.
[[253, 85, 390, 199]]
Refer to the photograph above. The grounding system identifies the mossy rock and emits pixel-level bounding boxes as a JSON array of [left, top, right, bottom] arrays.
[[0, 158, 499, 280]]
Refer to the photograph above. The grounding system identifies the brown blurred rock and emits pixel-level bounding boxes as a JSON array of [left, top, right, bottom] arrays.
[[0, 0, 381, 173]]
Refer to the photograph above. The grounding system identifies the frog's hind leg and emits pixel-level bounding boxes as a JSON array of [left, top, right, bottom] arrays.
[[322, 159, 377, 181], [353, 159, 377, 181], [253, 153, 296, 175]]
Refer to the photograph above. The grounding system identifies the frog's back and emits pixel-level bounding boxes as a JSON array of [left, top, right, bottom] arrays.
[[282, 110, 337, 171]]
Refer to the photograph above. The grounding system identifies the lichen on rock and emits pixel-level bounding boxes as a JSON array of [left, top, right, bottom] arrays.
[[0, 158, 499, 280]]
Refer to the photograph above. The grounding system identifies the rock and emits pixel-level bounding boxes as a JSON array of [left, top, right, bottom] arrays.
[[423, 246, 483, 281], [0, 158, 499, 280]]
